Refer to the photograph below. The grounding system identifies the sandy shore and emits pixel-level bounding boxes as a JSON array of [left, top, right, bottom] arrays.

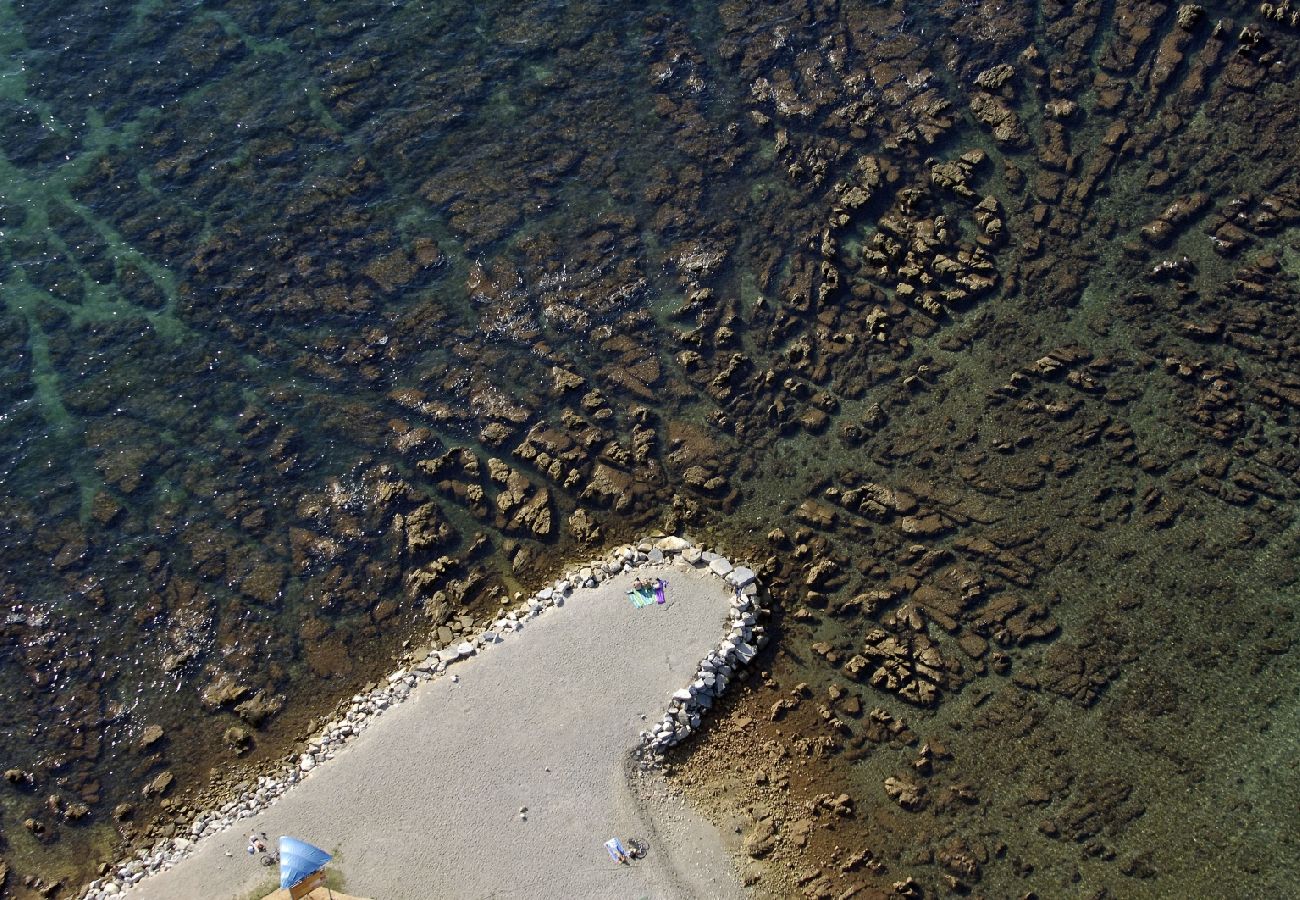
[[123, 565, 745, 900]]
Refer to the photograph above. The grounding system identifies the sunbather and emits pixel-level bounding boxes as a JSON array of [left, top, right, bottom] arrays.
[[605, 836, 632, 864]]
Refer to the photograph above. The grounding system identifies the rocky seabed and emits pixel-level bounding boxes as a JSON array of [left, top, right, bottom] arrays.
[[82, 536, 766, 899]]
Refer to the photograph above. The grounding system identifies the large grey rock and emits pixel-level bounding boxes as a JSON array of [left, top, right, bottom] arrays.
[[654, 536, 692, 552], [726, 566, 756, 588], [682, 548, 704, 566], [709, 557, 734, 577]]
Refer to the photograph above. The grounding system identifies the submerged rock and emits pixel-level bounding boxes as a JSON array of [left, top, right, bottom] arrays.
[[135, 725, 165, 753]]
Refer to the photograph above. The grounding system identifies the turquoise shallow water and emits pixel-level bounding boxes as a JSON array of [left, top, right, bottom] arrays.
[[2, 0, 1299, 896]]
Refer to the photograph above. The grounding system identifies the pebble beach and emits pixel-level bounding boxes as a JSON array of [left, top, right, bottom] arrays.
[[94, 540, 764, 900]]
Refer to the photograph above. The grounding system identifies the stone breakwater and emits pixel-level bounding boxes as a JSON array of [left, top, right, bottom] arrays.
[[83, 536, 765, 900], [638, 548, 767, 761]]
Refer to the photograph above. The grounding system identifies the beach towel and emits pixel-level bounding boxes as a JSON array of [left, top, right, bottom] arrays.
[[626, 587, 655, 608], [605, 837, 630, 863]]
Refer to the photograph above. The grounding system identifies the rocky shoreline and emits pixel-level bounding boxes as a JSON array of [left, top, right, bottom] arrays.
[[640, 548, 767, 761], [82, 536, 766, 899]]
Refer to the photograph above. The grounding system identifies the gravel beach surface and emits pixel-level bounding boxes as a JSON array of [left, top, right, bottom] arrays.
[[123, 566, 745, 900]]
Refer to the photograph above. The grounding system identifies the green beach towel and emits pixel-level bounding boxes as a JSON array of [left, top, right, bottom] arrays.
[[626, 586, 656, 608]]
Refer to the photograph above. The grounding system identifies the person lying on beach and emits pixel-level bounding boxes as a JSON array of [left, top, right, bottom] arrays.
[[605, 836, 632, 865]]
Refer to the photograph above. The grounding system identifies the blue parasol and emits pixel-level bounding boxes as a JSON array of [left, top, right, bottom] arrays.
[[279, 836, 332, 889]]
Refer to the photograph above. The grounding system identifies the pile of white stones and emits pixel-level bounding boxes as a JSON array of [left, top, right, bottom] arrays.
[[81, 535, 764, 899], [638, 545, 766, 761]]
